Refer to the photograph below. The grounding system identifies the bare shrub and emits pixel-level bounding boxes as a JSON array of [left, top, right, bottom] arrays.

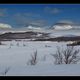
[[27, 50, 38, 65], [8, 43, 13, 49], [0, 67, 10, 75], [0, 41, 2, 45], [51, 46, 80, 64], [45, 45, 51, 47], [16, 42, 19, 46], [0, 41, 3, 45], [23, 43, 26, 47]]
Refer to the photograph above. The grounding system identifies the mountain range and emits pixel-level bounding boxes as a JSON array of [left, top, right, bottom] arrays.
[[0, 22, 80, 41]]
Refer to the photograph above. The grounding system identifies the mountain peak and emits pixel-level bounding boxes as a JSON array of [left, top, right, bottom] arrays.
[[0, 23, 12, 29]]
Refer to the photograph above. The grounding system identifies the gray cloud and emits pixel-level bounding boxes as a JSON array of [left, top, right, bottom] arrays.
[[13, 13, 47, 27], [44, 7, 61, 14], [24, 13, 33, 17], [14, 13, 32, 24], [58, 20, 74, 24], [30, 19, 47, 26], [0, 8, 7, 17], [24, 13, 41, 18]]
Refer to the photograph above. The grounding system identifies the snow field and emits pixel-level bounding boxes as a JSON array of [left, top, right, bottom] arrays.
[[0, 40, 80, 76]]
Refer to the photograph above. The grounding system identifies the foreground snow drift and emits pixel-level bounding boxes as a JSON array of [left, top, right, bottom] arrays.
[[6, 64, 80, 76], [0, 41, 80, 76]]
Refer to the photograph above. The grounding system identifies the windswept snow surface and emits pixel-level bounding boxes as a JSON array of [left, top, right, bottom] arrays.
[[0, 40, 80, 76]]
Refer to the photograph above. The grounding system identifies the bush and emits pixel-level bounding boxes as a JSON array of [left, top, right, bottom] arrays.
[[23, 43, 26, 46], [45, 45, 51, 47], [0, 67, 10, 75], [27, 50, 38, 65], [51, 46, 80, 64], [0, 41, 2, 45]]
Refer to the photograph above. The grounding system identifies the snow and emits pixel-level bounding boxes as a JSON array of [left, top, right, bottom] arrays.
[[36, 33, 42, 37], [27, 26, 42, 30], [0, 40, 80, 76], [0, 27, 80, 76], [53, 25, 72, 30], [6, 64, 80, 76], [0, 23, 12, 29]]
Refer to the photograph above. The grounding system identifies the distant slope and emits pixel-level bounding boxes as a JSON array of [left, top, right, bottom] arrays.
[[0, 31, 49, 40]]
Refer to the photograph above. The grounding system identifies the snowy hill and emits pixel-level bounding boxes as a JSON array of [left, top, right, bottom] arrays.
[[0, 23, 80, 41], [51, 22, 73, 30], [27, 25, 42, 30], [0, 23, 12, 29]]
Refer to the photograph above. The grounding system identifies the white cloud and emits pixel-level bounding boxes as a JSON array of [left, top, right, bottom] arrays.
[[44, 7, 60, 14]]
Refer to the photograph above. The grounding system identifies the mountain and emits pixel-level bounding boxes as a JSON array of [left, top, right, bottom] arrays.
[[27, 25, 42, 30], [0, 23, 12, 29], [51, 22, 73, 30]]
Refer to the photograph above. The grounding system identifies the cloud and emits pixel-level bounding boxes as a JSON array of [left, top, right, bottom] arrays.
[[13, 13, 47, 27], [13, 13, 31, 26], [58, 20, 74, 24], [0, 8, 7, 17], [30, 19, 47, 26], [24, 13, 33, 16], [44, 7, 60, 14], [24, 13, 41, 18]]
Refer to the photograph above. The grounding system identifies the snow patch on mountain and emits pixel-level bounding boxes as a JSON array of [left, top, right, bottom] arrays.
[[0, 23, 12, 29], [53, 25, 72, 30], [27, 25, 42, 30]]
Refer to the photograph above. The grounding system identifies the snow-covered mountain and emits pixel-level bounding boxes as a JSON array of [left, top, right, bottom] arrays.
[[0, 23, 12, 30], [0, 24, 46, 34], [53, 25, 72, 30], [0, 22, 80, 39], [51, 22, 73, 30], [50, 21, 80, 31], [27, 25, 42, 30]]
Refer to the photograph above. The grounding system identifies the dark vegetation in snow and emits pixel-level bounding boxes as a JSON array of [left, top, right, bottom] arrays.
[[0, 31, 49, 41], [0, 41, 2, 45], [0, 67, 10, 75], [27, 50, 38, 65], [0, 31, 80, 43], [34, 36, 80, 42], [51, 46, 80, 64]]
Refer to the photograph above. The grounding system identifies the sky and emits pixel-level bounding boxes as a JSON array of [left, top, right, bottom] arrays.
[[0, 4, 80, 28]]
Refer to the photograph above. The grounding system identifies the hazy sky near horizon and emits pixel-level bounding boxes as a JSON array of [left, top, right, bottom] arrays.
[[0, 4, 80, 28]]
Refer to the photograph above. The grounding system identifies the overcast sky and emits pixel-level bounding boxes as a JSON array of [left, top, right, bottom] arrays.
[[0, 4, 80, 28]]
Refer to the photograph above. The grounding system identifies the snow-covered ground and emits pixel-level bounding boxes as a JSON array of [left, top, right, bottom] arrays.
[[0, 40, 80, 76]]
